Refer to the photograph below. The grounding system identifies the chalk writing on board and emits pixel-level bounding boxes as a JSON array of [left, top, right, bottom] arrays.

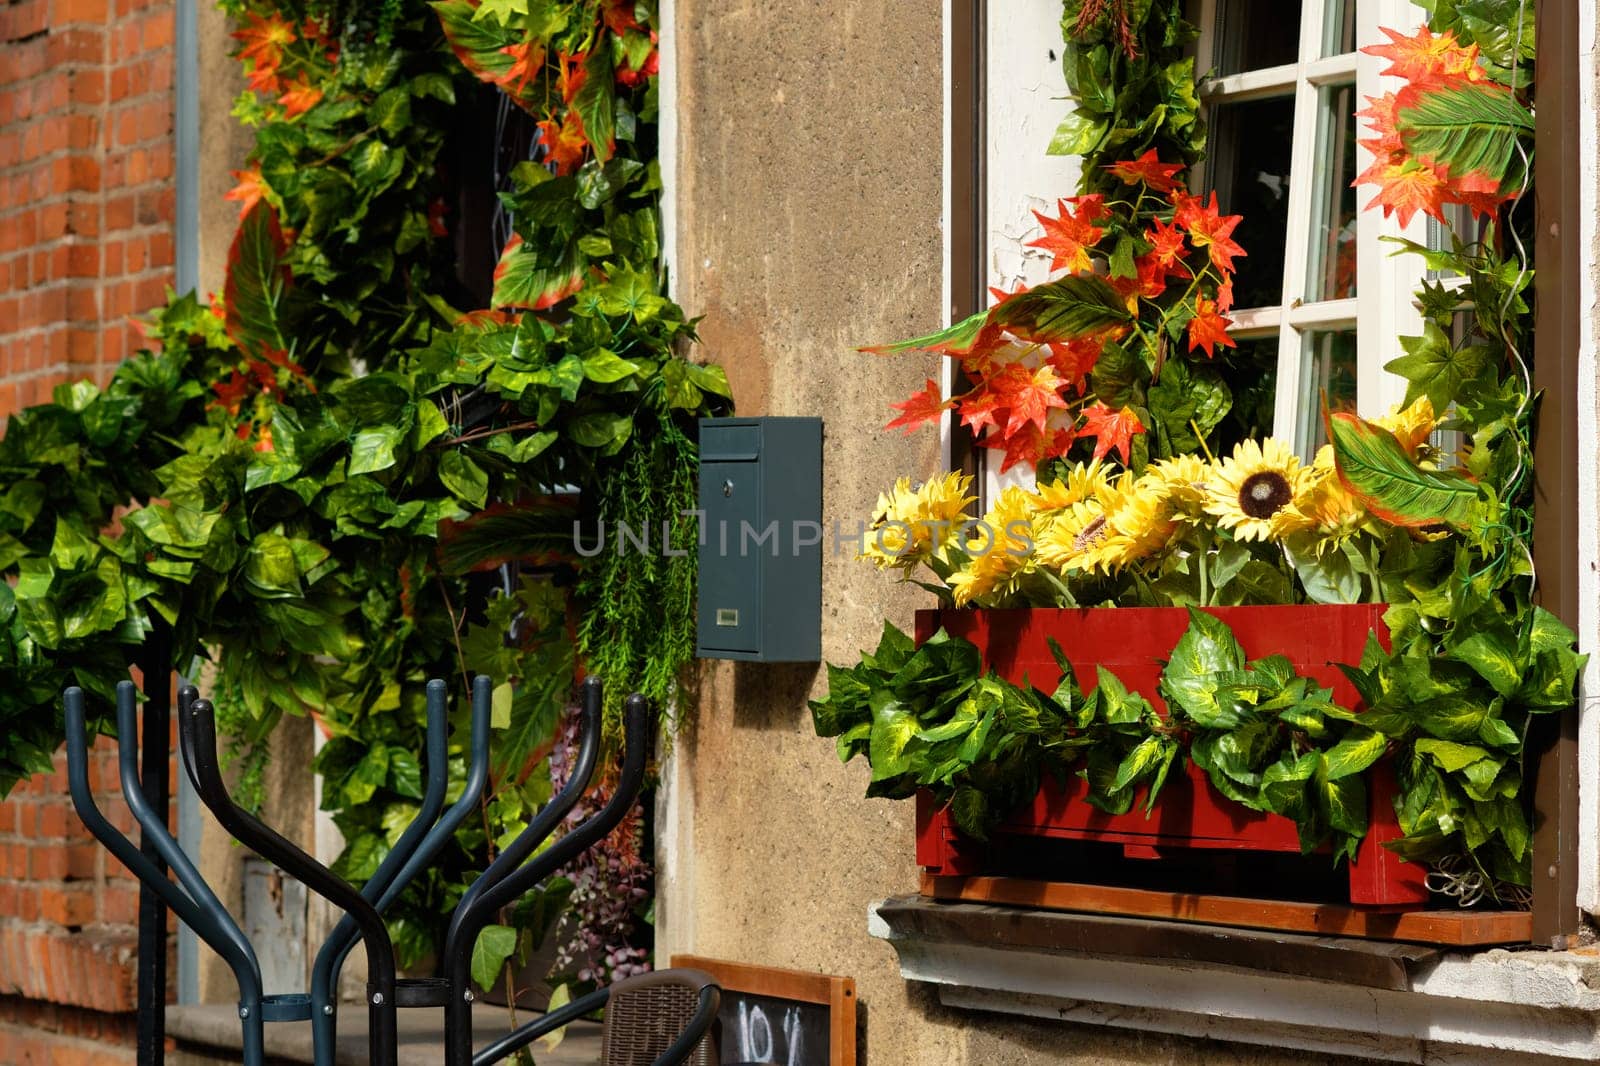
[[718, 990, 829, 1066]]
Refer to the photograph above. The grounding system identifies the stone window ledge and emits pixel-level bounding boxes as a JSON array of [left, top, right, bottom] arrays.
[[869, 896, 1600, 1064]]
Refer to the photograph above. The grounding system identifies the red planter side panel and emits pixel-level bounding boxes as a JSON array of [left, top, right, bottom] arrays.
[[913, 606, 1430, 908]]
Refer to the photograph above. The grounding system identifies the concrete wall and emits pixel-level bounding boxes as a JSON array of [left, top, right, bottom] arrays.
[[655, 2, 1378, 1062]]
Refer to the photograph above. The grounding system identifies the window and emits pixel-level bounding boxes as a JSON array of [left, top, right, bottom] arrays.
[[1196, 0, 1428, 457], [955, 0, 1433, 496]]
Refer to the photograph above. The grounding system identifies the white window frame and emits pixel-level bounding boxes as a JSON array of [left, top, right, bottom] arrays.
[[1195, 0, 1430, 454]]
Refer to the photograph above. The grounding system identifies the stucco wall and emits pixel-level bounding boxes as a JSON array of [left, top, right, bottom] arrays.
[[656, 3, 1383, 1063]]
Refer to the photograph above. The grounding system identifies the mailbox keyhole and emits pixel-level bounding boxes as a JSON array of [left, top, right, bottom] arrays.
[[723, 479, 734, 497]]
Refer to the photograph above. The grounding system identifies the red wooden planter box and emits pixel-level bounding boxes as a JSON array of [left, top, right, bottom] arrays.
[[913, 605, 1430, 909]]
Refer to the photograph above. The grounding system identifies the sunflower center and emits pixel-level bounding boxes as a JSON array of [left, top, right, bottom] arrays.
[[1238, 472, 1292, 519], [1073, 515, 1107, 552]]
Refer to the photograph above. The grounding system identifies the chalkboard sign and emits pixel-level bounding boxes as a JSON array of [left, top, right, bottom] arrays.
[[670, 955, 856, 1066]]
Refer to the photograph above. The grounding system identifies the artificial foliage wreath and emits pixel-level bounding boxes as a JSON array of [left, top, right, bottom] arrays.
[[0, 0, 717, 1009], [813, 0, 1577, 898]]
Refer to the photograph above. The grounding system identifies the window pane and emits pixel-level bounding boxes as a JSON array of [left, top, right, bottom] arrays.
[[1322, 0, 1356, 57], [1298, 330, 1357, 454], [1305, 84, 1359, 302], [1212, 0, 1302, 74], [1214, 337, 1280, 451], [1209, 95, 1295, 310]]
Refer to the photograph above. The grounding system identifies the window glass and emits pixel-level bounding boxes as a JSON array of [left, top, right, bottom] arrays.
[[1209, 95, 1295, 310], [1298, 330, 1357, 452], [1214, 337, 1281, 451], [1322, 0, 1356, 57], [1306, 83, 1359, 302], [1212, 0, 1302, 74]]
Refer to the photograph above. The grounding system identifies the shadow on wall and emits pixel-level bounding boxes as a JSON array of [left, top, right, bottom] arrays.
[[732, 662, 821, 732]]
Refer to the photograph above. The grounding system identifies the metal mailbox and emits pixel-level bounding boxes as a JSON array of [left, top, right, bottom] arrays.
[[696, 417, 822, 662]]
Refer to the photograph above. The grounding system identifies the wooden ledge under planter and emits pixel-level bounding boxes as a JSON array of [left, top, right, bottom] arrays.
[[911, 605, 1530, 945]]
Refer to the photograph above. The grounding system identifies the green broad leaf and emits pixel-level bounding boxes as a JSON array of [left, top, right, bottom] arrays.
[[1321, 772, 1368, 842], [1527, 607, 1579, 656], [861, 308, 991, 357], [1110, 735, 1167, 795], [1286, 541, 1362, 605], [834, 722, 871, 762], [582, 350, 641, 383], [870, 622, 917, 672], [868, 708, 919, 780], [1450, 626, 1522, 698], [224, 200, 292, 361], [993, 273, 1134, 341], [567, 412, 632, 450], [948, 788, 990, 840], [244, 532, 303, 597], [1384, 321, 1490, 411], [341, 744, 391, 806], [1260, 750, 1318, 823], [491, 235, 585, 311], [574, 48, 617, 163], [332, 832, 390, 883], [470, 924, 519, 993], [348, 426, 403, 475], [387, 751, 423, 800], [1323, 728, 1386, 780], [1328, 411, 1479, 528], [490, 681, 513, 730], [1411, 694, 1490, 741], [1415, 737, 1493, 773], [439, 451, 490, 509], [350, 139, 404, 191], [1394, 79, 1533, 195], [1047, 111, 1105, 156], [1478, 714, 1521, 750], [1160, 609, 1246, 725]]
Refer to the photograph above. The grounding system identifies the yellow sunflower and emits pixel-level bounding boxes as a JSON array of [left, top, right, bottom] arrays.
[[948, 486, 1037, 605], [1374, 397, 1439, 458], [1033, 499, 1113, 575], [1142, 454, 1212, 519], [1031, 459, 1113, 512], [1097, 473, 1180, 569], [862, 471, 975, 570], [1205, 437, 1309, 542], [1269, 467, 1368, 554]]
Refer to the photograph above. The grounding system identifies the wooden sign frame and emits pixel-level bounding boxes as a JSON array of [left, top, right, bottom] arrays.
[[670, 954, 857, 1066]]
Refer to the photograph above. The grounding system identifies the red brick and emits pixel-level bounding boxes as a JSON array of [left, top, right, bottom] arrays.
[[38, 885, 94, 926]]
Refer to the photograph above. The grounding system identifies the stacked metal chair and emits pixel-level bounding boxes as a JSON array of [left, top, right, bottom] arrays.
[[65, 673, 719, 1066]]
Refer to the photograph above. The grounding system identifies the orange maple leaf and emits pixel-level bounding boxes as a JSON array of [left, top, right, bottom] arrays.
[[886, 379, 953, 434], [225, 168, 266, 220], [603, 0, 642, 36], [1045, 336, 1102, 393], [1356, 93, 1404, 159], [1362, 25, 1486, 84], [536, 112, 589, 175], [556, 51, 588, 105], [1216, 276, 1235, 313], [1144, 218, 1189, 275], [1078, 403, 1145, 465], [958, 387, 1006, 436], [494, 40, 546, 96], [990, 363, 1071, 437], [1173, 192, 1246, 275], [1354, 157, 1450, 227], [1026, 195, 1107, 274], [616, 45, 659, 89], [245, 61, 284, 96], [1187, 296, 1236, 359], [1105, 149, 1185, 193], [278, 76, 323, 119], [233, 13, 296, 73], [978, 418, 1075, 473]]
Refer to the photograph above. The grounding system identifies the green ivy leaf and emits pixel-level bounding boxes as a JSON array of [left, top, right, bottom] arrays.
[[1384, 321, 1490, 411], [439, 450, 489, 508], [348, 426, 403, 475], [470, 924, 519, 993], [1323, 728, 1386, 780]]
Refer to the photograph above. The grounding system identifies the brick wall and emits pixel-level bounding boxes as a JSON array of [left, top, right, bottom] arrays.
[[0, 0, 178, 1060], [0, 0, 177, 420]]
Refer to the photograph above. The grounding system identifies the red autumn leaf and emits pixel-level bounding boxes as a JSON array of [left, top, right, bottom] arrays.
[[494, 40, 546, 96], [536, 112, 589, 175], [1045, 336, 1102, 393], [885, 378, 953, 434], [1143, 218, 1190, 275], [245, 62, 284, 95], [1353, 157, 1450, 228], [1173, 192, 1246, 275], [427, 197, 450, 238], [603, 0, 641, 37], [1026, 195, 1107, 274], [225, 168, 266, 220], [1186, 296, 1236, 359], [233, 13, 296, 73], [1106, 149, 1184, 193], [1078, 403, 1145, 465], [1361, 25, 1485, 84], [1357, 92, 1405, 158], [557, 50, 588, 105], [1216, 276, 1235, 313], [990, 363, 1070, 437], [958, 386, 1006, 435], [616, 46, 659, 89], [278, 75, 323, 119]]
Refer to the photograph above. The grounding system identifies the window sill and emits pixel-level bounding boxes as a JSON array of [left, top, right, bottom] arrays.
[[869, 896, 1600, 1063]]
